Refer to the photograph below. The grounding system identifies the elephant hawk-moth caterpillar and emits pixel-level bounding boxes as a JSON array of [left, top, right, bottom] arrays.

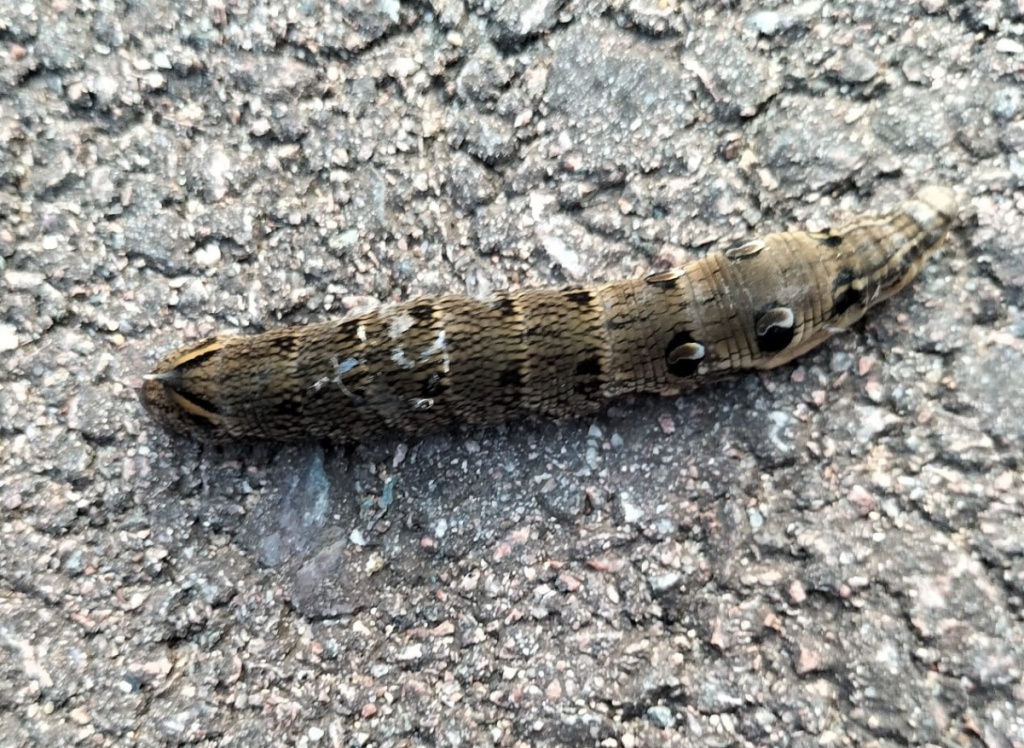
[[141, 186, 958, 444]]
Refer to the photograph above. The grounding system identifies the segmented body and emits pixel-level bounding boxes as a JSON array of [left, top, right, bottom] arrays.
[[141, 186, 958, 443]]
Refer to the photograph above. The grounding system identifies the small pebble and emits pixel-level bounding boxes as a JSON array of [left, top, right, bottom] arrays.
[[658, 413, 676, 435], [193, 243, 222, 267], [995, 38, 1024, 55], [0, 324, 18, 351], [647, 705, 675, 728]]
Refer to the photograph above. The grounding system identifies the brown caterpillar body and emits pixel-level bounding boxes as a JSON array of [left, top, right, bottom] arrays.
[[141, 186, 958, 444]]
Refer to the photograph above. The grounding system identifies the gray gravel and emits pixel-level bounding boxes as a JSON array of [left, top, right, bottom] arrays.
[[2, 1, 1023, 746]]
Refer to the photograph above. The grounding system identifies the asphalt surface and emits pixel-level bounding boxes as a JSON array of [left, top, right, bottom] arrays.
[[2, 1, 1023, 746]]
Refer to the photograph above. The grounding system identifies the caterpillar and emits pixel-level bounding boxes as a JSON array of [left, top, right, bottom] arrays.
[[141, 185, 958, 444]]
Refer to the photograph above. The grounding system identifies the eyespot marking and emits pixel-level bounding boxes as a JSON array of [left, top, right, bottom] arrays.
[[665, 331, 705, 378], [724, 239, 766, 260], [816, 231, 844, 249], [575, 356, 602, 377], [755, 307, 796, 353], [645, 269, 684, 288], [499, 367, 523, 388]]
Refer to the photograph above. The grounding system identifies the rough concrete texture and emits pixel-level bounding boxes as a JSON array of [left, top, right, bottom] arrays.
[[2, 0, 1023, 746]]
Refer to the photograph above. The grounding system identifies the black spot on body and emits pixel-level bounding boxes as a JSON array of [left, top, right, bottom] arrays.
[[665, 330, 703, 378], [818, 231, 845, 249], [833, 267, 855, 287], [409, 303, 435, 322], [755, 326, 794, 353], [563, 289, 594, 306], [831, 267, 864, 317], [575, 356, 602, 377], [573, 355, 604, 398], [423, 374, 447, 398], [832, 287, 865, 317], [491, 296, 517, 318], [754, 306, 796, 353], [499, 367, 523, 389]]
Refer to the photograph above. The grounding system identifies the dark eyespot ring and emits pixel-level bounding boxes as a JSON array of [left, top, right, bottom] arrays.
[[665, 331, 705, 377], [817, 232, 844, 249], [755, 307, 795, 353]]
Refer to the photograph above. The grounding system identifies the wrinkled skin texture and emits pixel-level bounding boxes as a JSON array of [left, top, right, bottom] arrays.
[[142, 186, 957, 444]]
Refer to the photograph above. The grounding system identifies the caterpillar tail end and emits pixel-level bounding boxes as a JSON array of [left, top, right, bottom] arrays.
[[913, 185, 958, 227]]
